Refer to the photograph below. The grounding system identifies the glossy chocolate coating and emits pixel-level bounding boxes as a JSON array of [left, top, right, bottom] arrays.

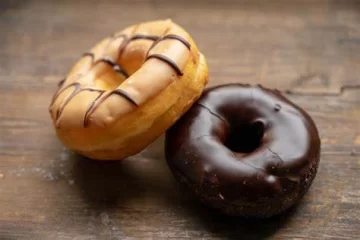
[[165, 84, 321, 218]]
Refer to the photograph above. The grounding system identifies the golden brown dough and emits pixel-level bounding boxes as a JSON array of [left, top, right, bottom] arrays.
[[49, 19, 209, 160]]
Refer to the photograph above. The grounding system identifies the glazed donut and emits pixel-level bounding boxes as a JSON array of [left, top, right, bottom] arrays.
[[49, 19, 208, 160], [165, 84, 320, 217]]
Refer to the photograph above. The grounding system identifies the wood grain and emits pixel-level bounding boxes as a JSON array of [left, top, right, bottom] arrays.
[[0, 0, 359, 239]]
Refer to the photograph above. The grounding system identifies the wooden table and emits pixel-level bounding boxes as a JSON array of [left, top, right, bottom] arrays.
[[1, 0, 359, 239]]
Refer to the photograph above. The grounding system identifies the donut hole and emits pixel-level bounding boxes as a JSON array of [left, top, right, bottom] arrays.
[[94, 63, 128, 91], [224, 120, 265, 153]]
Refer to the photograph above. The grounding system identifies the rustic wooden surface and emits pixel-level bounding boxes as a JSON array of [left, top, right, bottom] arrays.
[[0, 0, 359, 239]]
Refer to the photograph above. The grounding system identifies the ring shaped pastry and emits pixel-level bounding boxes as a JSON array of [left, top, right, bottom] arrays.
[[165, 84, 320, 217], [49, 19, 209, 160]]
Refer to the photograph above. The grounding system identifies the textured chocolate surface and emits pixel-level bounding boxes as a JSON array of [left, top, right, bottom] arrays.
[[165, 84, 321, 217]]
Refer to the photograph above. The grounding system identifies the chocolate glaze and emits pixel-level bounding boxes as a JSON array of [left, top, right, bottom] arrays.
[[51, 31, 191, 127], [145, 54, 184, 76], [165, 84, 321, 217]]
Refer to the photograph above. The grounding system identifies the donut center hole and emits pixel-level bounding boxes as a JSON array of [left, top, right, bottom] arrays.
[[225, 120, 265, 153], [94, 63, 128, 91]]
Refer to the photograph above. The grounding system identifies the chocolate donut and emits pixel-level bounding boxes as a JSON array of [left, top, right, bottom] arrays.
[[165, 84, 320, 218]]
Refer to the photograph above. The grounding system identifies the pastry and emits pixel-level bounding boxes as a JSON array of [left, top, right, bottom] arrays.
[[165, 84, 320, 217], [49, 19, 209, 160]]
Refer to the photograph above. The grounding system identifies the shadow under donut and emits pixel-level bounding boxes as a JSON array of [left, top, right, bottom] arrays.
[[68, 133, 298, 238], [172, 182, 300, 240], [69, 135, 168, 209], [70, 155, 140, 207]]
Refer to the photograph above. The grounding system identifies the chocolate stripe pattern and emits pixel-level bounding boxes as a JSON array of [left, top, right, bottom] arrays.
[[50, 30, 191, 127], [145, 54, 184, 76]]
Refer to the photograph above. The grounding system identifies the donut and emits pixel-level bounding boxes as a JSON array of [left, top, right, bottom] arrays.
[[165, 84, 321, 217], [49, 19, 209, 160]]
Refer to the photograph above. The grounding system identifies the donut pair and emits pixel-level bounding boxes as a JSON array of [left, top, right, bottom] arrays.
[[49, 20, 320, 218]]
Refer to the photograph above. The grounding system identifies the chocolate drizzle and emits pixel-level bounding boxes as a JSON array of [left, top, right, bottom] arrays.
[[160, 34, 191, 50], [81, 52, 129, 79], [82, 89, 138, 127], [51, 82, 79, 106], [83, 91, 105, 127], [82, 52, 95, 59], [145, 54, 184, 76], [130, 34, 159, 42], [143, 34, 191, 75], [98, 57, 129, 78], [112, 89, 138, 106], [118, 34, 159, 56], [58, 79, 65, 88], [56, 83, 82, 119], [146, 34, 191, 58], [51, 28, 192, 127], [52, 82, 105, 122]]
